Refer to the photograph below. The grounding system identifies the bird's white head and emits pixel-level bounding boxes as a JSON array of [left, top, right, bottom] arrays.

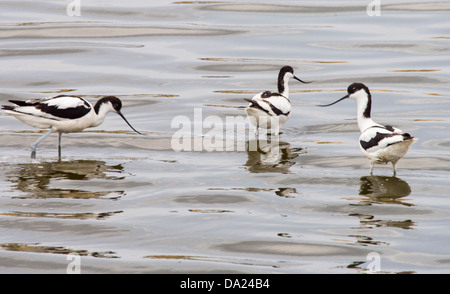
[[347, 83, 371, 102], [318, 82, 372, 118], [94, 96, 142, 134], [277, 65, 311, 96]]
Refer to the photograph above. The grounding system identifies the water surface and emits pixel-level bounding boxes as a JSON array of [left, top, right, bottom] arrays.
[[0, 0, 449, 274]]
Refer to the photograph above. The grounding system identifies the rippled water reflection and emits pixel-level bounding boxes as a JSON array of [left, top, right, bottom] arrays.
[[7, 160, 125, 199], [0, 0, 449, 274]]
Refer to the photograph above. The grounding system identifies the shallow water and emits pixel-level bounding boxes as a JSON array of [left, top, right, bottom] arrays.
[[0, 0, 449, 274]]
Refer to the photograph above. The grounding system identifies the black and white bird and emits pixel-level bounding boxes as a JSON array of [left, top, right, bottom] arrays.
[[2, 95, 142, 158], [318, 83, 418, 175], [244, 66, 310, 135]]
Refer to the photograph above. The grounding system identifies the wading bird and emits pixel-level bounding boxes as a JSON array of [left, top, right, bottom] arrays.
[[245, 66, 310, 135], [318, 83, 417, 175], [2, 95, 142, 158]]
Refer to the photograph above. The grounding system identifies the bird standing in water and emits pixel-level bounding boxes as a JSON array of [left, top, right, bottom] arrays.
[[245, 66, 310, 135], [2, 95, 142, 159], [318, 83, 417, 175]]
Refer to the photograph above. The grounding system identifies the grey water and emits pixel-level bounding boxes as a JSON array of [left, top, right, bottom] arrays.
[[0, 0, 449, 273]]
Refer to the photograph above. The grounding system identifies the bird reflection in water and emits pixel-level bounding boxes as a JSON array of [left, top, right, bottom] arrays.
[[244, 138, 302, 198], [358, 175, 412, 206], [244, 138, 302, 174], [350, 176, 415, 238], [7, 160, 125, 199]]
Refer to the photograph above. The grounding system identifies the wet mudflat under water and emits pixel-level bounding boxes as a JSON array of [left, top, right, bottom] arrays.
[[0, 0, 449, 274]]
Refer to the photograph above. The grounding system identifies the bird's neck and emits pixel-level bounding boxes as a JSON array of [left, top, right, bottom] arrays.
[[91, 104, 111, 127], [355, 94, 378, 132], [357, 115, 378, 133], [278, 75, 290, 98]]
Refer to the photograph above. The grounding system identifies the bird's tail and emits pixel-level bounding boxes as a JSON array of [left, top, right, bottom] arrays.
[[244, 98, 258, 106], [1, 105, 15, 111], [2, 100, 31, 111], [8, 100, 31, 106]]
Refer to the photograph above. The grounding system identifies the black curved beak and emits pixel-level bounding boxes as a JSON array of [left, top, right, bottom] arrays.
[[294, 76, 312, 84], [118, 112, 143, 135], [317, 94, 349, 107]]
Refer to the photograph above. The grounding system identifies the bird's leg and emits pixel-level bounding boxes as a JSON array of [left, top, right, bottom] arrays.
[[255, 122, 262, 139], [369, 162, 374, 175], [30, 128, 54, 158], [57, 131, 62, 161], [272, 125, 280, 136], [272, 116, 281, 136], [247, 116, 259, 139], [392, 161, 397, 176]]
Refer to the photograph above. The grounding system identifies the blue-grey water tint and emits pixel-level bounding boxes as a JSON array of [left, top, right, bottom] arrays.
[[0, 0, 449, 273]]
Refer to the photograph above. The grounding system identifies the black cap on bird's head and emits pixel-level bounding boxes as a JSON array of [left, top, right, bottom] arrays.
[[96, 96, 142, 135], [278, 65, 311, 84], [347, 83, 370, 95]]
